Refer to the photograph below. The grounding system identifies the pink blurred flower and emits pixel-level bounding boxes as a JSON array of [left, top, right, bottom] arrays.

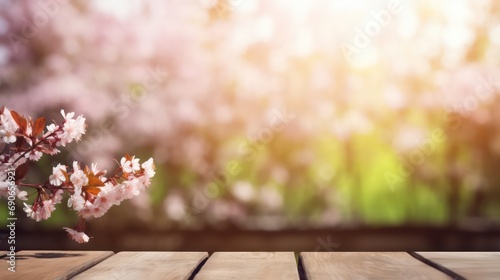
[[23, 200, 56, 222], [63, 227, 90, 243], [0, 108, 19, 144]]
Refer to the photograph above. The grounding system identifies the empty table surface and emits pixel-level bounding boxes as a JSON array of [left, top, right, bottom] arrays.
[[1, 251, 499, 279], [300, 252, 450, 279], [194, 252, 299, 280]]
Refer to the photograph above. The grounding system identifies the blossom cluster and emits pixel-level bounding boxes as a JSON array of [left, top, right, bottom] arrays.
[[0, 107, 155, 243]]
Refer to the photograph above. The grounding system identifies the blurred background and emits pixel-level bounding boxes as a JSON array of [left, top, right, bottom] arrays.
[[1, 0, 500, 251]]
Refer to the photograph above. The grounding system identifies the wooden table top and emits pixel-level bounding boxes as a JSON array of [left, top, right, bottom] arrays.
[[1, 251, 499, 279]]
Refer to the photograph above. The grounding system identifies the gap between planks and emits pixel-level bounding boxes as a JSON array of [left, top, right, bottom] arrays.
[[0, 250, 113, 280], [300, 252, 451, 280], [73, 251, 208, 280], [413, 252, 500, 280]]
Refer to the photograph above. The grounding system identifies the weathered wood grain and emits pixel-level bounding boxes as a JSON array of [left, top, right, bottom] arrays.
[[72, 251, 208, 280], [300, 252, 450, 280], [0, 250, 113, 280], [416, 252, 500, 280], [194, 252, 299, 280]]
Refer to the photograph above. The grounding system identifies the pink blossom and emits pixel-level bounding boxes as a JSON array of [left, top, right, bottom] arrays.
[[141, 158, 156, 178], [137, 175, 152, 189], [79, 196, 112, 219], [37, 200, 56, 221], [26, 150, 43, 161], [58, 110, 86, 146], [67, 194, 85, 211], [45, 124, 62, 146], [0, 109, 18, 144], [16, 190, 28, 201], [61, 110, 75, 122], [91, 163, 106, 177], [49, 164, 67, 186], [23, 203, 33, 217], [70, 162, 88, 188], [103, 183, 123, 205], [52, 190, 64, 204], [46, 123, 58, 133], [63, 227, 89, 243], [119, 179, 141, 200], [120, 156, 140, 173], [23, 200, 56, 222]]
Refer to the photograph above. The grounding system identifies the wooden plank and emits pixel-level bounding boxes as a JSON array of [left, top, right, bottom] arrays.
[[0, 251, 8, 257], [194, 252, 299, 280], [416, 252, 500, 280], [0, 250, 113, 280], [300, 252, 450, 280], [72, 252, 208, 280]]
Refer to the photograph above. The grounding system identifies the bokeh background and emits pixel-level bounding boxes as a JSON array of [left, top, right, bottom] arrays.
[[1, 0, 500, 251]]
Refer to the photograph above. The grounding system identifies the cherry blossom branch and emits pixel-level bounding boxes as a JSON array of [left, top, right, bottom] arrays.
[[1, 107, 156, 243], [11, 131, 58, 165], [17, 183, 43, 190]]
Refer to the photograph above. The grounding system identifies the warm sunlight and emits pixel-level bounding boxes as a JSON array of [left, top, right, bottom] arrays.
[[1, 0, 500, 260]]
